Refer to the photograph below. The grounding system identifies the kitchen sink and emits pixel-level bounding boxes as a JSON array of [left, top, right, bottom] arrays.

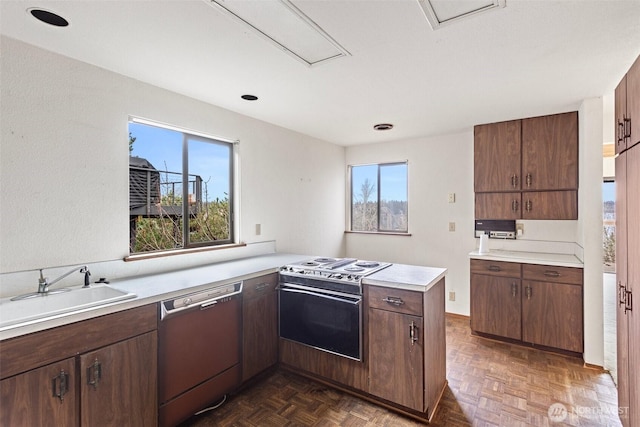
[[0, 285, 136, 330]]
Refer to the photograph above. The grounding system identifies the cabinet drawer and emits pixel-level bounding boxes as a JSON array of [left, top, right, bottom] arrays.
[[367, 286, 422, 316], [470, 259, 521, 278], [522, 264, 583, 285], [243, 273, 278, 300]]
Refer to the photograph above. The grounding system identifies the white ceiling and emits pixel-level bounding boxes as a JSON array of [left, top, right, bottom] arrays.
[[1, 0, 639, 146]]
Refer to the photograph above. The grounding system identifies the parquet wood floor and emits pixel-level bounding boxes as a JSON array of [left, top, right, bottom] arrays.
[[180, 314, 622, 427]]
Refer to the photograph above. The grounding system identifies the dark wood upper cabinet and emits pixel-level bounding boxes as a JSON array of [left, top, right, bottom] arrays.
[[474, 120, 521, 192], [522, 112, 578, 191], [616, 75, 628, 154], [474, 111, 578, 220], [628, 55, 640, 150]]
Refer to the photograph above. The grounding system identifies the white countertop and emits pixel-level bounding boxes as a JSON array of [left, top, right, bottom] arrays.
[[469, 249, 583, 268], [0, 253, 309, 340], [363, 264, 447, 292], [1, 254, 447, 340]]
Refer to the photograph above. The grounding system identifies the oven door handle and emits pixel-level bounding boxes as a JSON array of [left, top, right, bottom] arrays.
[[279, 287, 361, 306]]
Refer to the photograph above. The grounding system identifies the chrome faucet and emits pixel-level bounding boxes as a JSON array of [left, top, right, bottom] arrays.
[[37, 265, 91, 294]]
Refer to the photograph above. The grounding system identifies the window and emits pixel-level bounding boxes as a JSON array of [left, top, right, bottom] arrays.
[[349, 162, 408, 233], [603, 179, 615, 273], [128, 118, 235, 253]]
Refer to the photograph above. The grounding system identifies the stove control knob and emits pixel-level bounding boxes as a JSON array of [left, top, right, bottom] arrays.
[[334, 274, 343, 280]]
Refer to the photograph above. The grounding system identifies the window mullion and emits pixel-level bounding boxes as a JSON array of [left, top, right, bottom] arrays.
[[182, 135, 189, 248], [377, 165, 381, 232]]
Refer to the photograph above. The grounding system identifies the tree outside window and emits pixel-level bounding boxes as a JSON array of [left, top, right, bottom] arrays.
[[350, 162, 408, 233]]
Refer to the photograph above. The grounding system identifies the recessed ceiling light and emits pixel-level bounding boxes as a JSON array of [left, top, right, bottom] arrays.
[[241, 94, 258, 101], [28, 8, 69, 27], [374, 123, 394, 131]]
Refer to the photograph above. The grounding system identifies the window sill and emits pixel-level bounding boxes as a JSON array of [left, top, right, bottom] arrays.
[[344, 231, 412, 237], [124, 242, 247, 262]]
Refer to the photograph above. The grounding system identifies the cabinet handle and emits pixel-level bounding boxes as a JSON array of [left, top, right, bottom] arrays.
[[543, 270, 560, 277], [525, 200, 532, 212], [52, 370, 70, 402], [511, 174, 519, 188], [511, 199, 519, 212], [525, 286, 532, 300], [487, 265, 502, 272], [87, 358, 102, 391], [255, 283, 269, 292], [382, 296, 405, 306], [409, 321, 419, 345], [624, 117, 631, 140], [625, 290, 633, 313], [511, 282, 518, 298], [619, 282, 627, 308], [618, 121, 625, 145], [526, 173, 532, 187]]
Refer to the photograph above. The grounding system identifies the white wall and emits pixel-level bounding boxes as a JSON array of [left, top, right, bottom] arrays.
[[344, 132, 475, 315], [578, 97, 605, 366], [0, 36, 345, 294]]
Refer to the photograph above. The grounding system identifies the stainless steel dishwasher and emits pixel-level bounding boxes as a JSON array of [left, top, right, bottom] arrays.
[[158, 282, 242, 427]]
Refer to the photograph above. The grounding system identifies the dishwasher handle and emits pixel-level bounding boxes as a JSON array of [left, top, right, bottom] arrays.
[[160, 282, 242, 321]]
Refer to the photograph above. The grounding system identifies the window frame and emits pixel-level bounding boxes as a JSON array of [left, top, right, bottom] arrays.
[[128, 117, 237, 255], [348, 161, 409, 234]]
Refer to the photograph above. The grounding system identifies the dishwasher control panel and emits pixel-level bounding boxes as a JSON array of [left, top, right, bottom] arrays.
[[160, 282, 242, 320]]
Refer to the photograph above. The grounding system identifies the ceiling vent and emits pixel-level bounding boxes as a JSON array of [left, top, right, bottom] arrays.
[[417, 0, 506, 29], [204, 0, 350, 67]]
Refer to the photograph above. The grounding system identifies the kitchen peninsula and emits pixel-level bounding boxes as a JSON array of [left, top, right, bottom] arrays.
[[0, 254, 446, 425]]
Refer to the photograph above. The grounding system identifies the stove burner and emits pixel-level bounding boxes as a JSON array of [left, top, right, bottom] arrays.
[[301, 261, 319, 267], [345, 266, 365, 272], [355, 261, 379, 268], [314, 257, 337, 263]]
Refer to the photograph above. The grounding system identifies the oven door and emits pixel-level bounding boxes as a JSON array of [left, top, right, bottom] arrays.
[[278, 282, 362, 361]]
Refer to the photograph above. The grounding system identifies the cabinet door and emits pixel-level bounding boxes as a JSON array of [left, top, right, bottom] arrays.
[[522, 281, 583, 352], [0, 357, 77, 427], [474, 120, 521, 192], [369, 308, 423, 412], [626, 144, 640, 426], [616, 75, 628, 154], [242, 288, 278, 381], [475, 192, 521, 220], [628, 55, 640, 149], [522, 112, 578, 191], [80, 332, 157, 427], [470, 274, 521, 340], [521, 191, 577, 220], [616, 152, 630, 426]]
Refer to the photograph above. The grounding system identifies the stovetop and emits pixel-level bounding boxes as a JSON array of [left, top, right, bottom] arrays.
[[279, 257, 392, 294]]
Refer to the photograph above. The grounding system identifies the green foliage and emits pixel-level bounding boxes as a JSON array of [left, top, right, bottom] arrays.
[[603, 226, 615, 265], [132, 197, 230, 252], [129, 132, 136, 154]]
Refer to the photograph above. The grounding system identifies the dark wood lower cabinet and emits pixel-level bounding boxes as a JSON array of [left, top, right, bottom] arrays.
[[1, 357, 77, 426], [80, 332, 157, 427], [470, 274, 521, 340], [368, 308, 423, 411], [521, 281, 583, 353], [0, 305, 158, 427], [242, 273, 279, 382], [470, 259, 583, 354]]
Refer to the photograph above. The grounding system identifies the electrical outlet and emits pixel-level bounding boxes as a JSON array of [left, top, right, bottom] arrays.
[[449, 291, 456, 301], [448, 193, 456, 203], [516, 223, 524, 236], [448, 222, 455, 232]]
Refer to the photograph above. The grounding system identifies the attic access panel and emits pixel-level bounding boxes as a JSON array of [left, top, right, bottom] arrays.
[[204, 0, 350, 66], [418, 0, 506, 29]]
